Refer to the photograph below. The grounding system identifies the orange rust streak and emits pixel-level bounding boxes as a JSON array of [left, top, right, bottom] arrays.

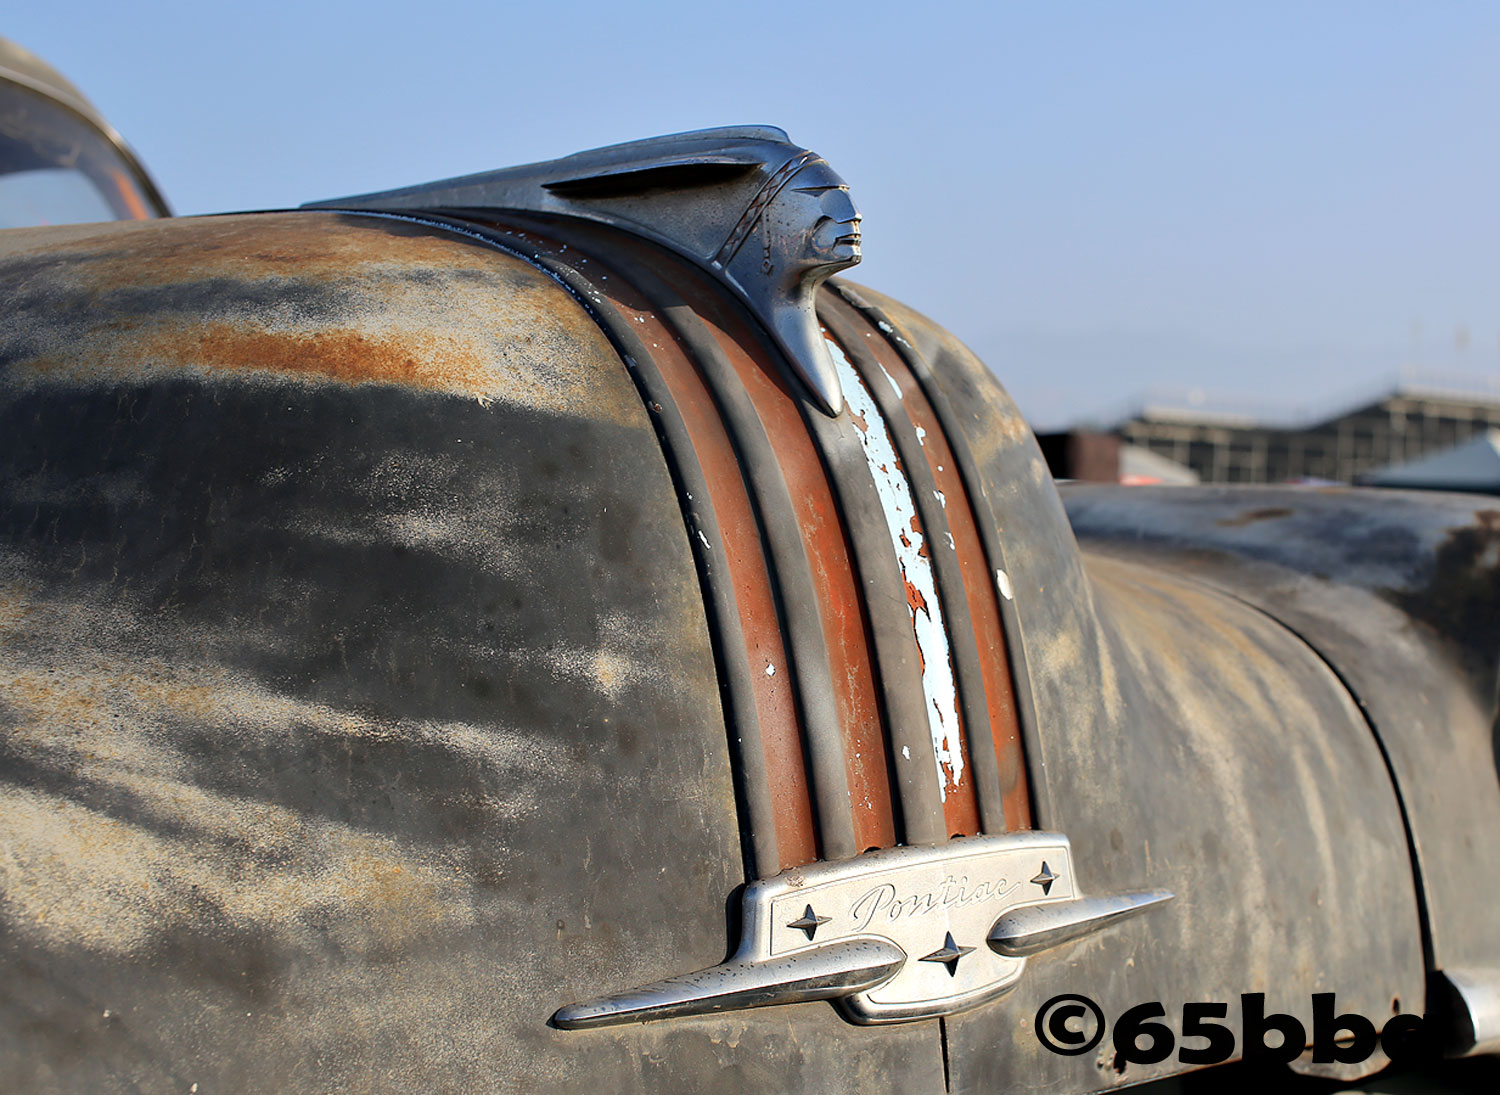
[[834, 295, 1032, 831], [905, 579, 929, 618], [150, 324, 473, 388], [504, 228, 821, 869], [621, 310, 821, 868], [647, 252, 898, 856]]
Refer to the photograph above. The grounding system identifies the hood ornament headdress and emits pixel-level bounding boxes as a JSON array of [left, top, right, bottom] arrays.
[[307, 126, 862, 416]]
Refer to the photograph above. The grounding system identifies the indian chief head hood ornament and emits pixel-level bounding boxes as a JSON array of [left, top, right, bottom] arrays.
[[308, 126, 862, 416]]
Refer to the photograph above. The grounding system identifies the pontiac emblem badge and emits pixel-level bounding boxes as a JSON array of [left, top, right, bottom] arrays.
[[554, 832, 1171, 1028]]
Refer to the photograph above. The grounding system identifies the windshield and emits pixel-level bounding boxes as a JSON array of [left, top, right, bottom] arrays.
[[1, 81, 159, 228]]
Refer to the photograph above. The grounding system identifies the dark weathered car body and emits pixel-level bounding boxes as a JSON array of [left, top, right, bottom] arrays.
[[0, 125, 1496, 1093]]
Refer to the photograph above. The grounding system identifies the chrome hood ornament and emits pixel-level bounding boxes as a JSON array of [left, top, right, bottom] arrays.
[[307, 126, 861, 416], [554, 833, 1171, 1028]]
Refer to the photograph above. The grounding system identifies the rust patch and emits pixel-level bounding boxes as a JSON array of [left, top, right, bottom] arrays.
[[139, 323, 493, 396], [1216, 506, 1295, 528], [0, 211, 644, 425], [905, 578, 930, 618], [485, 223, 828, 869], [569, 229, 899, 859], [669, 263, 898, 859]]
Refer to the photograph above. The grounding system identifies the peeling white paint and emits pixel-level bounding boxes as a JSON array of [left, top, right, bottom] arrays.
[[901, 745, 911, 760], [932, 489, 947, 509], [996, 569, 1014, 601], [825, 333, 964, 798], [915, 426, 927, 446], [697, 530, 710, 550], [875, 319, 911, 348], [765, 662, 776, 678], [944, 532, 956, 551], [877, 362, 904, 402]]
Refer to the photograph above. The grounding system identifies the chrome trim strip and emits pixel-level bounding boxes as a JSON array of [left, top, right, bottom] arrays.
[[549, 227, 860, 861], [986, 890, 1174, 957], [553, 938, 906, 1030], [832, 282, 1052, 830], [821, 299, 1007, 832], [798, 385, 949, 845], [825, 332, 966, 808]]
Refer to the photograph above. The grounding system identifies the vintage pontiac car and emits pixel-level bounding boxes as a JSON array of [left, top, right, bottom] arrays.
[[1, 75, 1497, 1093]]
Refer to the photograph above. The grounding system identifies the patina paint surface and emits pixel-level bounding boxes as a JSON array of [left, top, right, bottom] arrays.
[[0, 213, 640, 420], [943, 554, 1423, 1092], [0, 212, 946, 1093], [1064, 484, 1500, 981]]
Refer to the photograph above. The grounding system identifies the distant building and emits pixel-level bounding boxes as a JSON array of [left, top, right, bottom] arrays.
[[1035, 430, 1201, 485], [1109, 376, 1500, 485]]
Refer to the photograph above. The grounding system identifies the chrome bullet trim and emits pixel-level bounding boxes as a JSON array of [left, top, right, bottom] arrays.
[[986, 889, 1174, 958], [552, 937, 906, 1030]]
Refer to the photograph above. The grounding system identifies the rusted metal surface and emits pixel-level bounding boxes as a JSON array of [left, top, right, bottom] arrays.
[[0, 209, 959, 1094], [308, 127, 859, 417], [490, 217, 824, 871], [653, 254, 876, 860], [823, 292, 1030, 833], [2, 172, 1484, 1093], [878, 347, 1030, 832], [586, 263, 822, 872], [516, 218, 899, 861], [0, 213, 639, 421]]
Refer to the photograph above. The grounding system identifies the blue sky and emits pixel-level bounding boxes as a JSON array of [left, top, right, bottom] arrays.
[[10, 2, 1500, 428]]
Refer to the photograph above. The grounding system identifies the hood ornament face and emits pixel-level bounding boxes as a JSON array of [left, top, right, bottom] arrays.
[[307, 126, 861, 416], [553, 833, 1171, 1028]]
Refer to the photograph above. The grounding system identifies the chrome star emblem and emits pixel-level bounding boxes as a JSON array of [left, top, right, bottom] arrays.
[[1031, 862, 1059, 895], [918, 932, 974, 977], [786, 904, 832, 941]]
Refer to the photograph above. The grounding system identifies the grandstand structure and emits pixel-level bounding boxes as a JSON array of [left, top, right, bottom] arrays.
[[1112, 372, 1500, 484]]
